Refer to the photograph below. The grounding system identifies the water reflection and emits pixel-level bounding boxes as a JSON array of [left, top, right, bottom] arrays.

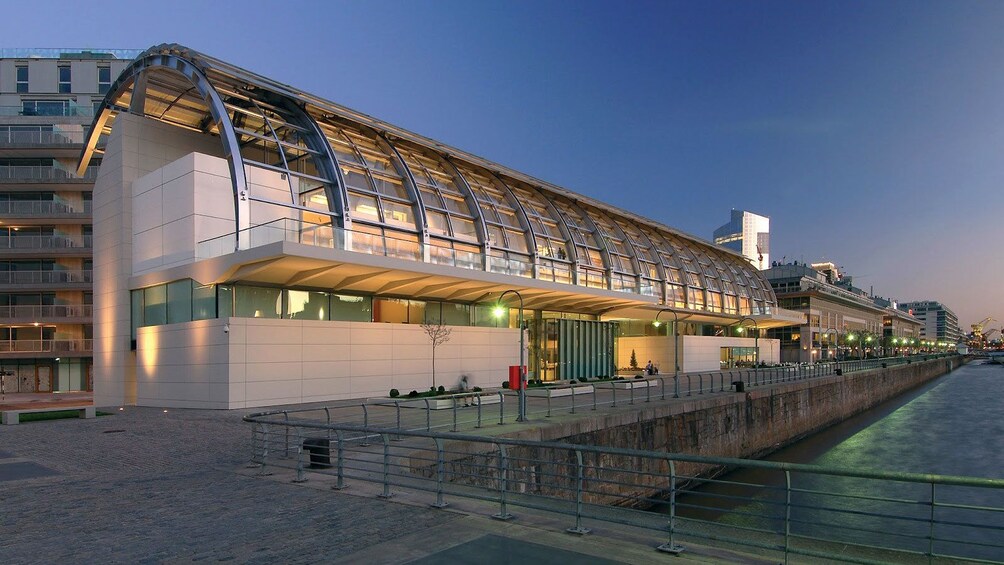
[[666, 362, 1004, 560]]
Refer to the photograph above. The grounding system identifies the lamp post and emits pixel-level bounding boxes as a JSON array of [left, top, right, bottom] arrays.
[[654, 309, 680, 398], [495, 290, 526, 421], [734, 316, 759, 380], [822, 328, 838, 362], [846, 333, 858, 360]]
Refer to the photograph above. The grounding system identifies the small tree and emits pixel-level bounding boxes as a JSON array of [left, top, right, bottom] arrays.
[[422, 321, 453, 390], [630, 349, 639, 370]]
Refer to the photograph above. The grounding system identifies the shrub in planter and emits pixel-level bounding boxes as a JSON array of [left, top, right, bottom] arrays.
[[408, 390, 419, 398], [438, 385, 446, 394], [389, 388, 400, 398], [577, 377, 588, 383], [634, 375, 643, 379], [472, 386, 482, 392], [502, 381, 510, 389]]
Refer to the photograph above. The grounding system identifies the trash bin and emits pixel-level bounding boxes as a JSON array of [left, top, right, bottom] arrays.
[[303, 437, 331, 468], [732, 380, 745, 393], [835, 368, 842, 376], [508, 365, 525, 390]]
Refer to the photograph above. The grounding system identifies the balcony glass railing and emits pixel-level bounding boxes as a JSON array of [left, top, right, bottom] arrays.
[[0, 105, 94, 118], [0, 270, 92, 285], [0, 235, 92, 249], [0, 201, 90, 215], [0, 166, 98, 181], [0, 339, 92, 353], [0, 130, 85, 145], [0, 48, 142, 59], [0, 304, 92, 319]]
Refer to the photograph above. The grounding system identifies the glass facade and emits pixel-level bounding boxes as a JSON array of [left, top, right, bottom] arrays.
[[85, 44, 777, 319]]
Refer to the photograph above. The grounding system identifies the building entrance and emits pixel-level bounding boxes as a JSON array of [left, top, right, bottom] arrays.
[[530, 318, 616, 382]]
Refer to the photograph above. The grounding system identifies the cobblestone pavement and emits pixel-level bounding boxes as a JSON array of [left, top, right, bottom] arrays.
[[0, 407, 458, 563]]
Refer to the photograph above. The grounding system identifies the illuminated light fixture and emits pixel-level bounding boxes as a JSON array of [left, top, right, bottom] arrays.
[[492, 305, 506, 319], [163, 409, 168, 413], [253, 310, 262, 318], [652, 321, 662, 328], [356, 204, 378, 216], [33, 322, 39, 326], [119, 407, 124, 411], [55, 357, 60, 361], [309, 194, 328, 204]]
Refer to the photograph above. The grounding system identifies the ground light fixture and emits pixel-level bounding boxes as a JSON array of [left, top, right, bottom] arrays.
[[494, 290, 526, 421]]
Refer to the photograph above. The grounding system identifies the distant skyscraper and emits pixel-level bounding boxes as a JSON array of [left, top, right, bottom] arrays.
[[714, 210, 770, 270]]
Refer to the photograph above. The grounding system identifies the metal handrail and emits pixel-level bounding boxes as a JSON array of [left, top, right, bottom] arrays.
[[244, 413, 1004, 564], [0, 304, 92, 318], [0, 270, 92, 285]]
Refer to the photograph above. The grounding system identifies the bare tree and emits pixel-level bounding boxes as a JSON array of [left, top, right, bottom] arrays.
[[422, 321, 453, 390]]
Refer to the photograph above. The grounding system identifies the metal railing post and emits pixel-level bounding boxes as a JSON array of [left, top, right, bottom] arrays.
[[332, 430, 346, 490], [566, 449, 590, 535], [546, 391, 552, 417], [784, 470, 791, 565], [929, 482, 936, 564], [570, 385, 576, 414], [629, 381, 635, 404], [378, 433, 393, 499], [393, 401, 402, 441], [697, 374, 703, 395], [673, 374, 680, 398], [424, 398, 432, 431], [362, 403, 369, 428], [476, 395, 483, 428], [293, 430, 307, 483], [657, 459, 684, 554], [592, 385, 598, 410], [283, 412, 290, 457], [645, 379, 651, 403], [611, 382, 618, 407], [492, 443, 513, 520], [431, 437, 449, 509], [452, 397, 458, 432], [498, 392, 504, 425]]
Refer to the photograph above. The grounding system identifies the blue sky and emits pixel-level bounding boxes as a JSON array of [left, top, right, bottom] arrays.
[[4, 0, 1001, 327]]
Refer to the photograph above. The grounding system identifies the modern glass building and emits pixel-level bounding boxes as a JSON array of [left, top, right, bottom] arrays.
[[713, 209, 770, 270], [81, 44, 801, 408], [0, 48, 140, 395]]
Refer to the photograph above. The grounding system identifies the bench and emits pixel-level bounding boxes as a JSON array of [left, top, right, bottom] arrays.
[[1, 405, 95, 425]]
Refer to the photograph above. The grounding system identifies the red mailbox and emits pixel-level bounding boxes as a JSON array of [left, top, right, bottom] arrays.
[[508, 365, 525, 390]]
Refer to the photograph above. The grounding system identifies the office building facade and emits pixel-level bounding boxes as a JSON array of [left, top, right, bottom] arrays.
[[898, 301, 961, 345], [0, 49, 139, 394], [713, 209, 769, 270]]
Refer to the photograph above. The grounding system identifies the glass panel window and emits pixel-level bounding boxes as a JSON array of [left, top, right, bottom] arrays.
[[373, 297, 408, 323], [98, 66, 111, 94], [16, 65, 28, 93], [193, 284, 216, 320], [349, 192, 379, 220], [687, 287, 705, 310], [284, 289, 328, 320], [143, 285, 167, 326], [58, 65, 71, 93], [130, 290, 143, 341], [442, 303, 471, 326], [426, 210, 449, 235], [234, 286, 281, 318], [331, 294, 371, 322], [408, 300, 426, 324], [382, 200, 414, 228], [452, 217, 478, 240], [166, 279, 193, 324]]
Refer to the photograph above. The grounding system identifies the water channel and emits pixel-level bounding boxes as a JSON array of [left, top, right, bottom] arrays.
[[672, 360, 1004, 560]]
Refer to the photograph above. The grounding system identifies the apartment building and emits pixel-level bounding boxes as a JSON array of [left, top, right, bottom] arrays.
[[0, 48, 138, 393]]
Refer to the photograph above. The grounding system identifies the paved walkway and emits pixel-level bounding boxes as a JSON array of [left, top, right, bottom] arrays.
[[0, 406, 773, 564]]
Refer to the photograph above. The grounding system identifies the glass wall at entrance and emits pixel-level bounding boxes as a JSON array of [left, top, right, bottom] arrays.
[[720, 346, 756, 369], [530, 318, 616, 381], [0, 358, 91, 393]]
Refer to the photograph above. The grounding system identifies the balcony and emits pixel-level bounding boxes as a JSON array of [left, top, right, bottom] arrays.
[[0, 130, 85, 146], [0, 200, 91, 218], [0, 235, 92, 255], [0, 339, 92, 354], [0, 105, 94, 118], [0, 165, 99, 183], [0, 269, 92, 286], [0, 304, 92, 321]]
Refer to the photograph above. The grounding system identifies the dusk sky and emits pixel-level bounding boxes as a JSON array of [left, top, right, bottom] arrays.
[[5, 0, 1001, 328]]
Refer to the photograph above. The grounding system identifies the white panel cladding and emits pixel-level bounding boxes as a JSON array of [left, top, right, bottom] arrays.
[[681, 335, 780, 373], [0, 61, 15, 94], [27, 60, 57, 92], [70, 61, 98, 93], [132, 152, 236, 276], [134, 317, 520, 409]]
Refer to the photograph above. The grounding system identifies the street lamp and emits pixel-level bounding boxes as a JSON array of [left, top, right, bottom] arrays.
[[734, 316, 759, 380], [495, 290, 526, 421], [654, 309, 681, 398], [821, 328, 838, 361], [847, 333, 858, 359]]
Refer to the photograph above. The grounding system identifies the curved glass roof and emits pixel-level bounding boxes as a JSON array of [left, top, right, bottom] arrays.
[[80, 44, 776, 316]]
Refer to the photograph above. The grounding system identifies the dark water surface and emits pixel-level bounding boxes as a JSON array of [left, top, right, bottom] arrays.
[[672, 362, 1004, 560]]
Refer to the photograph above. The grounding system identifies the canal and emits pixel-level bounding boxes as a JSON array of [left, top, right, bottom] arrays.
[[673, 360, 1004, 560]]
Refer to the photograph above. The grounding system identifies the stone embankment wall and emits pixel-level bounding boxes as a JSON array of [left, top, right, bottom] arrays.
[[419, 357, 960, 505], [493, 357, 961, 504]]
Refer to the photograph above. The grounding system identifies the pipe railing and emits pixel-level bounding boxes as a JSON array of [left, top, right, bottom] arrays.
[[242, 414, 1004, 564]]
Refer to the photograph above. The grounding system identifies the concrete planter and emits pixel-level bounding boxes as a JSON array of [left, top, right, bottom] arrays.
[[608, 379, 658, 390], [524, 385, 594, 398], [394, 394, 503, 410]]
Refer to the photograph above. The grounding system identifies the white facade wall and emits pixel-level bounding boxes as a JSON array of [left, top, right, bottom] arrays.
[[617, 334, 779, 373], [92, 113, 224, 407], [135, 318, 520, 409]]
